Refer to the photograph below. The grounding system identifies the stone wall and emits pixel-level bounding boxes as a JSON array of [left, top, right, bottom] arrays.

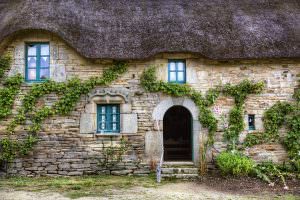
[[0, 31, 299, 176]]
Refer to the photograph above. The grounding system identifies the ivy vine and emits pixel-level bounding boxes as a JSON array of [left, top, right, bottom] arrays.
[[140, 66, 265, 172], [0, 59, 128, 166], [0, 54, 23, 120], [243, 74, 300, 174], [221, 80, 265, 149]]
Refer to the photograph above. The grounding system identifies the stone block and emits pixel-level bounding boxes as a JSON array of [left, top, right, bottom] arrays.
[[58, 163, 70, 169], [80, 113, 95, 134], [45, 165, 58, 171], [111, 170, 133, 175], [51, 64, 66, 82], [71, 163, 90, 169], [144, 131, 163, 162], [121, 103, 132, 113], [133, 169, 150, 174], [121, 113, 137, 134], [68, 171, 83, 176]]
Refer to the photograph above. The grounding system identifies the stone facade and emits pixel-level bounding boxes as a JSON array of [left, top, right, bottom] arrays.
[[0, 31, 299, 176]]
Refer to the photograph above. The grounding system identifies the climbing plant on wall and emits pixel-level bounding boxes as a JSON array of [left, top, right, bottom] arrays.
[[243, 74, 300, 172], [0, 56, 128, 167], [0, 54, 23, 120], [140, 66, 265, 173], [221, 80, 265, 149]]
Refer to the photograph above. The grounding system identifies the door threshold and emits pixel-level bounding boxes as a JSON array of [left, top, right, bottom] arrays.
[[163, 161, 194, 166]]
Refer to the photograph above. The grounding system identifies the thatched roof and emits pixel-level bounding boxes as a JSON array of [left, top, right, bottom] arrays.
[[0, 0, 299, 60]]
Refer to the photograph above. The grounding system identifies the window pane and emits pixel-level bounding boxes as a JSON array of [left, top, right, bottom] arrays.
[[97, 104, 120, 133], [40, 69, 49, 80], [28, 69, 36, 80], [177, 62, 185, 71], [28, 57, 36, 68], [169, 62, 176, 71], [169, 72, 176, 81], [112, 115, 116, 122], [112, 123, 117, 130], [27, 45, 37, 56], [101, 123, 105, 130], [40, 56, 49, 68], [41, 44, 49, 56], [177, 72, 185, 82], [112, 106, 117, 114], [248, 115, 255, 130]]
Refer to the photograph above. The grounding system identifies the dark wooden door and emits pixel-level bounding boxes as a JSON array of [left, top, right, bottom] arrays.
[[163, 106, 192, 161]]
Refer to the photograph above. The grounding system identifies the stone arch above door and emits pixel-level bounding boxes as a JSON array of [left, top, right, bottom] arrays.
[[147, 97, 201, 165], [152, 97, 199, 121]]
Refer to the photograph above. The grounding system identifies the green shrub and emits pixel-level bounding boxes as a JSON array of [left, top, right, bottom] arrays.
[[216, 151, 255, 176]]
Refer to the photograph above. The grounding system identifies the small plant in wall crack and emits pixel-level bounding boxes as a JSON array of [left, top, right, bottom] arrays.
[[97, 137, 130, 169]]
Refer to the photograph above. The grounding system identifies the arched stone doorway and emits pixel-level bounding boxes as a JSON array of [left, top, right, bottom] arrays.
[[163, 106, 192, 161], [146, 97, 201, 165]]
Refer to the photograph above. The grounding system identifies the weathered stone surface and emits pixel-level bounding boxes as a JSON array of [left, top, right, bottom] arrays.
[[1, 31, 298, 177], [111, 170, 133, 175], [145, 131, 163, 162], [121, 113, 138, 134], [80, 113, 95, 134]]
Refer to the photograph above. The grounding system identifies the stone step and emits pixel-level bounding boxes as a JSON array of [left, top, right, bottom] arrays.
[[161, 173, 199, 180], [161, 167, 199, 174], [162, 161, 195, 168]]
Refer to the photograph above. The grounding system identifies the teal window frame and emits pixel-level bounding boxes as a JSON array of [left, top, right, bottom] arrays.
[[248, 114, 255, 130], [97, 104, 120, 133], [168, 59, 186, 84], [25, 42, 50, 82]]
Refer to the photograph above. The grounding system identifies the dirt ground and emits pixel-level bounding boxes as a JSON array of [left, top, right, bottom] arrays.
[[0, 181, 299, 200], [0, 173, 299, 200]]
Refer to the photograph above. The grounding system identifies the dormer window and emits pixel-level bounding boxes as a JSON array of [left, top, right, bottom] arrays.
[[168, 60, 186, 84], [25, 43, 50, 82]]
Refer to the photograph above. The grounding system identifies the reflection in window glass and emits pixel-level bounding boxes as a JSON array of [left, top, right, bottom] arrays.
[[40, 69, 49, 79], [26, 43, 50, 82], [28, 45, 37, 56], [28, 69, 36, 80], [41, 44, 49, 55], [169, 62, 176, 71], [28, 57, 36, 68], [168, 60, 186, 83]]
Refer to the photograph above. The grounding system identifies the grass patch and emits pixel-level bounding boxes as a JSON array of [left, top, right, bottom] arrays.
[[0, 174, 163, 199]]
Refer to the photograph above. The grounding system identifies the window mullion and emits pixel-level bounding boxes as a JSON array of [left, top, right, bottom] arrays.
[[175, 61, 178, 83], [36, 44, 40, 81], [106, 106, 111, 132], [117, 106, 120, 132]]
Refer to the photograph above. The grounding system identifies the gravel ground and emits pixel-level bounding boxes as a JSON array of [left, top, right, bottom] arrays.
[[0, 182, 296, 200]]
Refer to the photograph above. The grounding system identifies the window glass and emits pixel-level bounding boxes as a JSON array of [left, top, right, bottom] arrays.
[[169, 62, 176, 71], [26, 43, 50, 82], [169, 72, 176, 81], [28, 57, 36, 68], [28, 69, 36, 80], [41, 44, 49, 56], [40, 69, 49, 80], [40, 56, 49, 68], [168, 60, 186, 83], [248, 115, 255, 130], [177, 71, 184, 82], [177, 62, 184, 71], [27, 45, 37, 56], [97, 104, 120, 133]]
